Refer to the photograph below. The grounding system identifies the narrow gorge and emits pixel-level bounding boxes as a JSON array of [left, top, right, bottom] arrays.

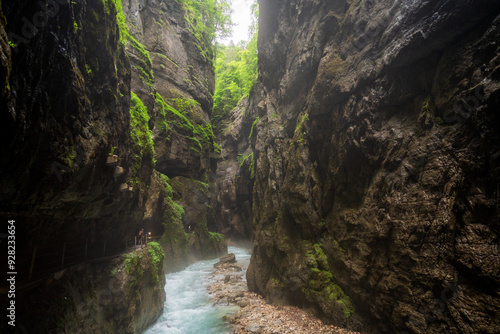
[[1, 0, 499, 333]]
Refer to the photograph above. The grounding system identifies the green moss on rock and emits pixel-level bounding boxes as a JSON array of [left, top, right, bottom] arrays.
[[147, 241, 165, 287], [209, 231, 225, 243], [130, 92, 155, 182], [249, 116, 259, 140], [302, 241, 354, 318]]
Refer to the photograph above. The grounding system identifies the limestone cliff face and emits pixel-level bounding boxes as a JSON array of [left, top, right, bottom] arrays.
[[211, 97, 258, 239], [0, 0, 224, 331], [121, 0, 216, 179], [0, 0, 224, 272], [120, 0, 226, 266], [246, 0, 500, 333]]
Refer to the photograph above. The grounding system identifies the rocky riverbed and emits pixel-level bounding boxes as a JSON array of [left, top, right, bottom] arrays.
[[208, 253, 359, 334]]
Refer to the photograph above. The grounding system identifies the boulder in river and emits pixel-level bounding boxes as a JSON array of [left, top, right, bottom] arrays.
[[214, 253, 236, 268], [220, 253, 236, 263]]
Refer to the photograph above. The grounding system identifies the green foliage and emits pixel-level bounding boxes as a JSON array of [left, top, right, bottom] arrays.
[[112, 0, 131, 43], [133, 64, 154, 90], [124, 252, 143, 288], [212, 34, 258, 133], [159, 172, 173, 196], [270, 276, 286, 288], [171, 96, 200, 116], [237, 152, 255, 179], [172, 201, 185, 220], [155, 93, 171, 137], [147, 241, 165, 287], [237, 152, 253, 167], [185, 136, 201, 153], [250, 152, 255, 179], [73, 20, 79, 33], [8, 41, 17, 48], [421, 97, 431, 114], [295, 113, 309, 132], [249, 116, 259, 140], [155, 53, 180, 68], [129, 92, 155, 181], [214, 142, 221, 154], [165, 100, 195, 135], [59, 146, 76, 170], [208, 231, 226, 251], [209, 231, 225, 243], [129, 37, 153, 69], [158, 93, 217, 154], [161, 198, 189, 261], [194, 124, 217, 153], [292, 113, 309, 147], [85, 64, 92, 75], [177, 0, 233, 61], [123, 244, 164, 289]]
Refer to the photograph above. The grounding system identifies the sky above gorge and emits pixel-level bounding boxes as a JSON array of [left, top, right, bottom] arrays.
[[221, 0, 253, 44]]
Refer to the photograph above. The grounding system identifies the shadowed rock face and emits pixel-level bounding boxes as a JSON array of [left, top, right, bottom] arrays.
[[0, 0, 224, 332], [0, 0, 224, 265], [0, 0, 137, 263], [15, 247, 165, 334], [211, 96, 258, 239], [246, 0, 500, 332]]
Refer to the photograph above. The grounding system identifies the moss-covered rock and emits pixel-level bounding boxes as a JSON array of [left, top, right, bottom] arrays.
[[302, 242, 354, 321]]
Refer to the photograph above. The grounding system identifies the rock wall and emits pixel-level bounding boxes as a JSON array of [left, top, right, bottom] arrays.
[[119, 0, 226, 266], [0, 0, 225, 331], [211, 97, 258, 239], [14, 245, 165, 334], [246, 0, 500, 333], [1, 0, 137, 276], [0, 0, 225, 270]]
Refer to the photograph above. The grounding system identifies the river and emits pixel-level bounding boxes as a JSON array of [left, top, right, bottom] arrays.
[[143, 245, 251, 334]]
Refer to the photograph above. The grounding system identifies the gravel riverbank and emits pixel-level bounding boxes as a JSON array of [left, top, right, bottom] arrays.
[[208, 254, 359, 334]]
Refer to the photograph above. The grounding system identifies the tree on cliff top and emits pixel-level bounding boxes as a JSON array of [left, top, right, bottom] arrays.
[[178, 0, 233, 61], [212, 36, 257, 129], [211, 0, 258, 134]]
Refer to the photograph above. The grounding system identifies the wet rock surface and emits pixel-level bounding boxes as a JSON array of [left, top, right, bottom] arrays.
[[245, 0, 500, 333], [208, 252, 358, 334], [0, 0, 224, 331]]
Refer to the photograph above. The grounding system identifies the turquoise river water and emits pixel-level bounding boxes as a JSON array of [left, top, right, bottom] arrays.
[[143, 245, 251, 334]]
